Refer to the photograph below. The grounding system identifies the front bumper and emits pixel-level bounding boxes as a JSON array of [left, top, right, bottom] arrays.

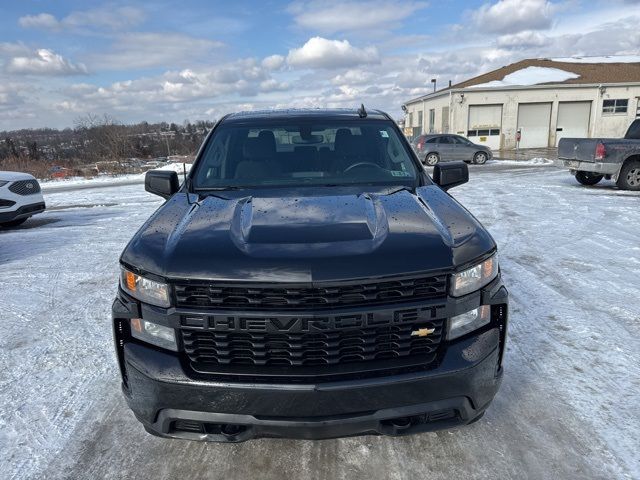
[[0, 201, 46, 223], [113, 279, 508, 442]]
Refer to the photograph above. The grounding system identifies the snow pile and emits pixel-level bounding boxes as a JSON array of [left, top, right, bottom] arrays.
[[153, 162, 192, 174], [496, 157, 557, 166], [41, 173, 144, 191], [40, 163, 192, 192], [550, 55, 640, 64], [469, 66, 580, 88]]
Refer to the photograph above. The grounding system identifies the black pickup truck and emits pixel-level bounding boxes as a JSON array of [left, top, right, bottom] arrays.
[[558, 119, 640, 190], [112, 108, 508, 442]]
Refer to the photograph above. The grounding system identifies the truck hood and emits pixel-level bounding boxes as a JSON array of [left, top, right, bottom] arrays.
[[121, 185, 495, 282]]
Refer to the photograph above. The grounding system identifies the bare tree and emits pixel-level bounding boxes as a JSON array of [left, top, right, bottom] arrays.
[[75, 113, 132, 162]]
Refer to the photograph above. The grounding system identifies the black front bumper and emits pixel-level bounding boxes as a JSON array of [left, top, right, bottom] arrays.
[[0, 201, 46, 223], [113, 279, 508, 442]]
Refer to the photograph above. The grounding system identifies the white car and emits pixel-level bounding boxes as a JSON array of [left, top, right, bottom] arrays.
[[0, 171, 46, 227]]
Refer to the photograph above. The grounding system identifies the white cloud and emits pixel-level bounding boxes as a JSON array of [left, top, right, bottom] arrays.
[[259, 78, 290, 92], [18, 13, 58, 29], [18, 6, 144, 31], [6, 49, 88, 75], [63, 57, 279, 107], [261, 54, 285, 70], [331, 69, 378, 85], [0, 83, 27, 108], [473, 0, 558, 34], [392, 68, 434, 89], [54, 100, 83, 112], [65, 6, 144, 30], [88, 33, 224, 70], [288, 0, 428, 33], [287, 37, 379, 69], [3, 2, 640, 130], [496, 31, 550, 48], [0, 42, 31, 57]]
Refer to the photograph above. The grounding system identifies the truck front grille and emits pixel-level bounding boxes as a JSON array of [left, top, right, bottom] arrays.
[[181, 318, 445, 369], [9, 180, 41, 195], [174, 274, 448, 311]]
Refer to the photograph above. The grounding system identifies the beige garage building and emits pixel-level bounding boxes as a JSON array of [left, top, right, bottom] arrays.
[[402, 57, 640, 150]]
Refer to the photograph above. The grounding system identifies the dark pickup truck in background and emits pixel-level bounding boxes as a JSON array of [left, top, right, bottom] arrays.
[[558, 119, 640, 190]]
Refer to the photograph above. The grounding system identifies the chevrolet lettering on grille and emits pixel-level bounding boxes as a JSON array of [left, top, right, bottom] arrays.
[[181, 304, 447, 333]]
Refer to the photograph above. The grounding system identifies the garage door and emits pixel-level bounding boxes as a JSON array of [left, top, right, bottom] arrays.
[[555, 101, 591, 146], [517, 103, 552, 149], [467, 105, 502, 150]]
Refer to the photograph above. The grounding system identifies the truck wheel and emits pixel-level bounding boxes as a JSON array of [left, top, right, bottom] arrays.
[[0, 218, 27, 227], [575, 171, 603, 186], [616, 159, 640, 191], [473, 152, 488, 165], [425, 153, 440, 166]]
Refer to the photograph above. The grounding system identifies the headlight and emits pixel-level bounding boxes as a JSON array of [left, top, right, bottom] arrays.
[[448, 305, 491, 340], [451, 254, 498, 297], [130, 318, 177, 351], [0, 181, 8, 187], [120, 267, 170, 307]]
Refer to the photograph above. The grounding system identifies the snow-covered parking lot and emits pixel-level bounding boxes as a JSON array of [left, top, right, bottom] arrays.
[[1, 162, 638, 479]]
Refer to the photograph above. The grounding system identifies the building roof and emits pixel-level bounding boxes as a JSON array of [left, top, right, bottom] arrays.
[[455, 58, 640, 88], [405, 56, 640, 105]]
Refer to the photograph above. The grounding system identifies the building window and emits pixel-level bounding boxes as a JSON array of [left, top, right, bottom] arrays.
[[417, 111, 423, 127], [428, 109, 435, 133], [408, 112, 413, 127], [467, 129, 500, 137], [602, 99, 628, 114]]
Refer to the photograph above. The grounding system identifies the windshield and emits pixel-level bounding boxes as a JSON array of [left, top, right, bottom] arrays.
[[192, 119, 419, 189]]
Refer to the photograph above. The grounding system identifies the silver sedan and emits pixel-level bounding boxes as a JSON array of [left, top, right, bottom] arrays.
[[411, 134, 492, 166]]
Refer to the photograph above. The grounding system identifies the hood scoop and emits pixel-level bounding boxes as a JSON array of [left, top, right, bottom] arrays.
[[230, 194, 388, 257]]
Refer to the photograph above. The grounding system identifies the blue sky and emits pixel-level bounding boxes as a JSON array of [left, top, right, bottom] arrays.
[[0, 0, 639, 129]]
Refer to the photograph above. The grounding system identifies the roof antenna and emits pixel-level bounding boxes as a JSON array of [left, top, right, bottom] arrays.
[[357, 103, 367, 118]]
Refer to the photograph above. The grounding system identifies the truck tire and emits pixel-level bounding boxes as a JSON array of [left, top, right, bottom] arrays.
[[616, 159, 640, 191], [575, 171, 603, 186]]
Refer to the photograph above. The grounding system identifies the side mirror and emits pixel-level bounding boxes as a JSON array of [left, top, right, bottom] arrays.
[[145, 170, 179, 199], [432, 162, 469, 190]]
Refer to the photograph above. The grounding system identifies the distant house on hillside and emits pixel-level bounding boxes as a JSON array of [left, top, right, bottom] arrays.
[[402, 56, 640, 150]]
